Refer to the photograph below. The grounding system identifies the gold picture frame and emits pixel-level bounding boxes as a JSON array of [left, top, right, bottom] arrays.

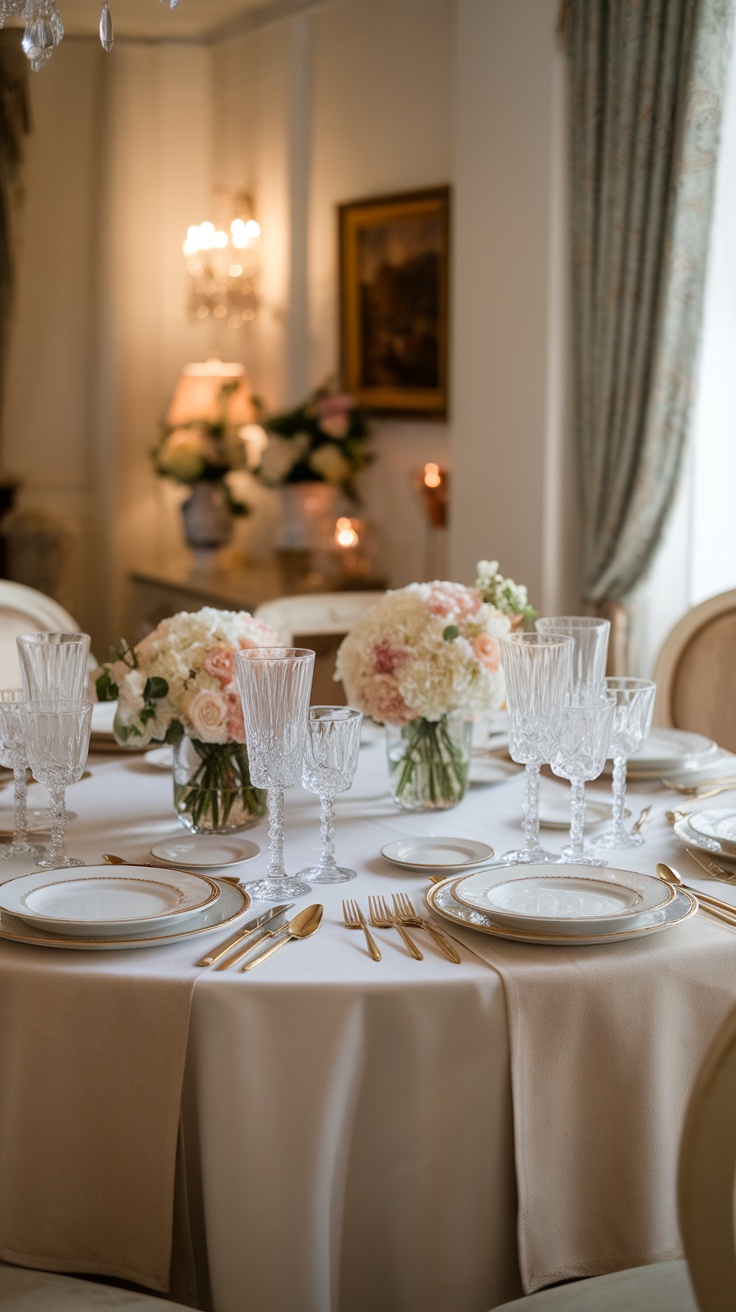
[[339, 186, 450, 417]]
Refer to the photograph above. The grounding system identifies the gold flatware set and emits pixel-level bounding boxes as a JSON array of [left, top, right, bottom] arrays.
[[198, 902, 322, 971], [342, 893, 462, 963]]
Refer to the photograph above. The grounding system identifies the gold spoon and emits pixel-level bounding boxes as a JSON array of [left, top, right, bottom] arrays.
[[656, 862, 736, 925], [240, 902, 323, 971]]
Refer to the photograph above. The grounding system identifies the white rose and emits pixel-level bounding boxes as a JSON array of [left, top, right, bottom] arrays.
[[186, 690, 229, 743], [308, 444, 351, 484], [258, 434, 310, 485]]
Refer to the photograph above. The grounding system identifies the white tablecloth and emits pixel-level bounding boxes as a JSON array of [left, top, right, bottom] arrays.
[[1, 741, 736, 1312]]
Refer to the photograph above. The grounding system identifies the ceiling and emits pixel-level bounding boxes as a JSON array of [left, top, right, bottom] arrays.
[[58, 0, 270, 40]]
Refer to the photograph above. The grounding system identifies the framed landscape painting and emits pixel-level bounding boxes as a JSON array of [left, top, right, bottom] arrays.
[[338, 186, 450, 417]]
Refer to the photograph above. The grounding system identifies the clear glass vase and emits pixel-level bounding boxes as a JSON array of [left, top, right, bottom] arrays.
[[173, 736, 267, 834], [386, 713, 472, 811]]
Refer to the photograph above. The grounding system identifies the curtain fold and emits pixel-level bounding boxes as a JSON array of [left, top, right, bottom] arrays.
[[568, 0, 734, 605], [0, 29, 29, 435]]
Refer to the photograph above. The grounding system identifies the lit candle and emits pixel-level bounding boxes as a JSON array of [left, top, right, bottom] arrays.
[[334, 516, 360, 550], [423, 462, 442, 489]]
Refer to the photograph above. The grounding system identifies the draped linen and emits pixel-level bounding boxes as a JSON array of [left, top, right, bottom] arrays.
[[0, 31, 29, 431], [568, 0, 734, 604]]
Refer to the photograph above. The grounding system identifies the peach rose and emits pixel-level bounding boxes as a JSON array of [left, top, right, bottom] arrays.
[[204, 646, 236, 685], [473, 633, 501, 673], [428, 584, 483, 622], [187, 690, 229, 743]]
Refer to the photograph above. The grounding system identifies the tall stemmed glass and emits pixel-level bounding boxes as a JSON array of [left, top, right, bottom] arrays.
[[17, 632, 91, 702], [591, 677, 656, 851], [550, 696, 616, 866], [500, 633, 573, 863], [235, 647, 315, 901], [298, 706, 363, 884], [535, 617, 610, 702], [0, 689, 37, 859], [22, 699, 93, 869]]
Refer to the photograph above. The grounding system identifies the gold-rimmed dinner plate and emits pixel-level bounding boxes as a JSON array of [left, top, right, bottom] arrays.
[[673, 814, 736, 869], [426, 877, 697, 946], [0, 879, 251, 950]]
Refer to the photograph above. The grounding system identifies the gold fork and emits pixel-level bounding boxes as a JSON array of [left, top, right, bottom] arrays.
[[342, 898, 381, 962], [660, 776, 736, 797], [368, 893, 423, 960], [391, 893, 461, 963]]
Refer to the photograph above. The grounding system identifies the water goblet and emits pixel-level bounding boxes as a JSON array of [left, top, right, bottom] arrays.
[[591, 677, 656, 850], [550, 695, 616, 866], [17, 632, 91, 702], [298, 706, 363, 884], [0, 689, 37, 860], [500, 632, 574, 863], [535, 616, 610, 702], [235, 647, 315, 901], [22, 698, 93, 869]]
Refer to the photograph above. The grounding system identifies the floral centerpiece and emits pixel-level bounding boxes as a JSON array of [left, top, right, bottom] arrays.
[[152, 381, 250, 513], [253, 382, 372, 501], [335, 580, 511, 810], [96, 608, 282, 833]]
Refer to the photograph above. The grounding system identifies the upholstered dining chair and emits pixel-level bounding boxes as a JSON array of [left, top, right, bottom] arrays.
[[255, 591, 383, 704], [652, 589, 736, 753], [489, 1000, 736, 1311], [0, 1263, 191, 1310], [0, 580, 88, 689]]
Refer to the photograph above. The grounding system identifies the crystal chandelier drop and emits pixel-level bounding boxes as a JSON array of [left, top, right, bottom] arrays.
[[0, 0, 180, 72]]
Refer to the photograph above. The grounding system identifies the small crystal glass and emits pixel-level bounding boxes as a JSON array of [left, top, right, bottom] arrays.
[[298, 706, 363, 884], [22, 698, 93, 869], [591, 677, 656, 850], [500, 632, 574, 863], [0, 689, 37, 859], [535, 616, 610, 702], [550, 696, 616, 866], [235, 647, 315, 901], [17, 632, 91, 702]]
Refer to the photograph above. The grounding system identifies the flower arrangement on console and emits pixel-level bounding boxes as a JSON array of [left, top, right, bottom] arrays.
[[152, 380, 250, 516], [96, 608, 282, 833], [253, 382, 372, 501], [335, 580, 511, 810]]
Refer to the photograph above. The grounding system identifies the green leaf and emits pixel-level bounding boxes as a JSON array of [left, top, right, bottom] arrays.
[[443, 624, 460, 641], [95, 670, 117, 702], [143, 676, 168, 702]]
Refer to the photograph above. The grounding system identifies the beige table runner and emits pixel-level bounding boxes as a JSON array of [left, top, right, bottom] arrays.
[[0, 937, 197, 1302], [469, 913, 736, 1293]]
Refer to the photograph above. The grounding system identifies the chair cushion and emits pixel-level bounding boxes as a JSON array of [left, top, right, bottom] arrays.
[[0, 1262, 189, 1310], [491, 1260, 695, 1311]]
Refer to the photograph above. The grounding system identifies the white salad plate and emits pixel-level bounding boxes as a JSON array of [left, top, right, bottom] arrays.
[[451, 863, 675, 936], [380, 837, 495, 870], [688, 808, 736, 854], [150, 835, 261, 869], [0, 879, 250, 951], [0, 865, 221, 937], [427, 877, 696, 947], [537, 797, 629, 829], [672, 814, 736, 869]]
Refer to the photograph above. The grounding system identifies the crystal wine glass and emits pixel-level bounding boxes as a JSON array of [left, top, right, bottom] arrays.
[[535, 616, 610, 703], [22, 698, 93, 869], [0, 689, 37, 859], [17, 632, 91, 702], [500, 632, 573, 863], [298, 706, 363, 884], [550, 696, 616, 866], [235, 646, 315, 901], [591, 677, 656, 850]]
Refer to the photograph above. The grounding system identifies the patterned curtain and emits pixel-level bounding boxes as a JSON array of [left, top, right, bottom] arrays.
[[568, 0, 734, 606], [0, 30, 28, 435]]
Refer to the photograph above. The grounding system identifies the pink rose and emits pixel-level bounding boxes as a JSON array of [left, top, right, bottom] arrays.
[[319, 412, 349, 438], [373, 639, 411, 676], [226, 691, 246, 744], [362, 674, 414, 727], [315, 393, 354, 416], [204, 646, 236, 685], [428, 584, 483, 622], [473, 634, 501, 673]]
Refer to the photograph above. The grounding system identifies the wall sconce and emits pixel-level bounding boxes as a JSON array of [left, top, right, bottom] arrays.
[[183, 189, 261, 329], [414, 462, 449, 579]]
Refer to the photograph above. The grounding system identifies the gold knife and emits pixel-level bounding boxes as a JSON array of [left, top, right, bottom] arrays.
[[197, 902, 294, 967], [240, 903, 323, 972]]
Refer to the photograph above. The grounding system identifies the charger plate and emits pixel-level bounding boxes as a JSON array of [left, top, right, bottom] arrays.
[[0, 879, 250, 950], [0, 865, 221, 937], [426, 877, 697, 947], [451, 863, 675, 936]]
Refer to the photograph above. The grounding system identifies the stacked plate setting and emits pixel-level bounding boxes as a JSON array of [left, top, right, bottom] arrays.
[[624, 728, 718, 781], [426, 863, 697, 947], [673, 808, 736, 870], [0, 866, 251, 950]]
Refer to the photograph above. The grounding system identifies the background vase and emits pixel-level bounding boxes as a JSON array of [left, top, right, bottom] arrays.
[[181, 481, 233, 566], [276, 482, 340, 591], [173, 735, 266, 834]]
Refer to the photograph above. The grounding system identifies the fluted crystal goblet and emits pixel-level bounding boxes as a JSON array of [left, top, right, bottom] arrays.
[[550, 695, 616, 866], [0, 689, 37, 859], [22, 698, 92, 869], [500, 632, 573, 863], [235, 647, 315, 901], [17, 632, 90, 703], [591, 677, 656, 850], [535, 616, 610, 703], [299, 706, 363, 884]]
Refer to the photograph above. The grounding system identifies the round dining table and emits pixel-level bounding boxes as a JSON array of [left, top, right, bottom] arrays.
[[1, 731, 735, 1312]]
